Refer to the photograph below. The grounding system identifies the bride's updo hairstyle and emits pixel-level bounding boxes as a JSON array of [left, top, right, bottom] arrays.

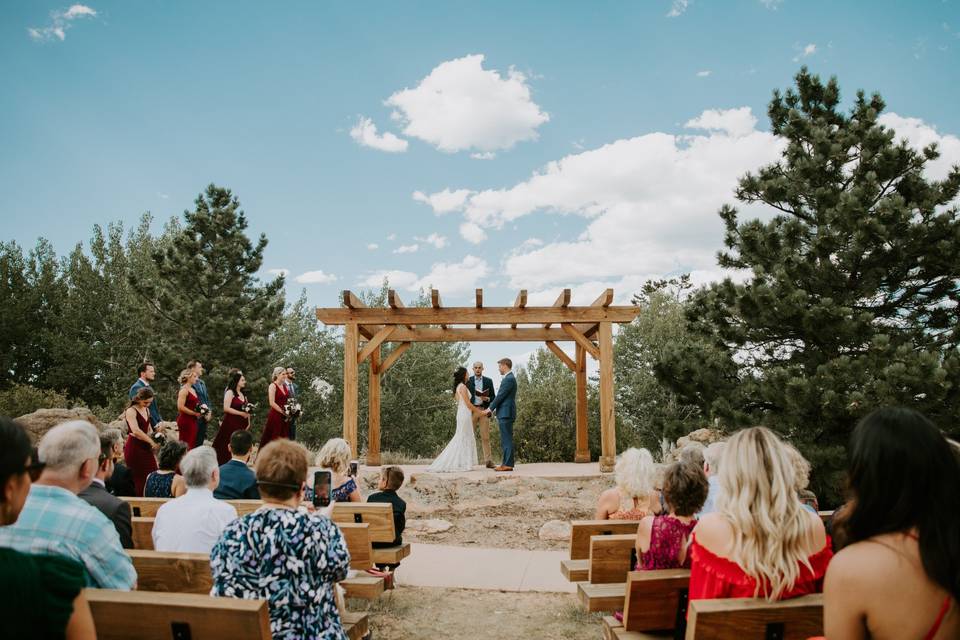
[[452, 367, 467, 393]]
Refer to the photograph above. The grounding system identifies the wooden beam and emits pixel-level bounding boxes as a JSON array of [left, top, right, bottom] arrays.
[[431, 289, 447, 329], [511, 289, 527, 329], [475, 289, 483, 330], [598, 322, 615, 473], [379, 342, 411, 375], [357, 326, 396, 364], [387, 289, 415, 330], [342, 290, 366, 309], [575, 344, 589, 463], [343, 323, 360, 458], [385, 328, 571, 342], [592, 288, 614, 307], [367, 347, 381, 467], [543, 289, 571, 328], [545, 341, 576, 371], [316, 305, 639, 326], [561, 323, 601, 360]]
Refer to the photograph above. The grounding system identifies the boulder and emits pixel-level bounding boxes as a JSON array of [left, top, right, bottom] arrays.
[[16, 408, 104, 444], [538, 519, 572, 541], [406, 518, 453, 534]]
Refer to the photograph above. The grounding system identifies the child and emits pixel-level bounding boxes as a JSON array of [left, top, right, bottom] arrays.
[[367, 466, 406, 572]]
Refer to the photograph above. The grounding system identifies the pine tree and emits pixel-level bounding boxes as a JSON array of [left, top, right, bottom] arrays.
[[658, 69, 960, 503]]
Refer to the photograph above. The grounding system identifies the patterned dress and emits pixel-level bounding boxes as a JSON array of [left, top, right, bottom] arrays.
[[637, 515, 697, 570], [210, 507, 351, 640]]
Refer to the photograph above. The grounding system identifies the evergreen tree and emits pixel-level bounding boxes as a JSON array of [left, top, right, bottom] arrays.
[[658, 69, 960, 503]]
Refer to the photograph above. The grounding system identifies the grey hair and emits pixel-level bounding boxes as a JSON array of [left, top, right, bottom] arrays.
[[38, 420, 100, 474], [678, 442, 706, 468], [179, 446, 219, 489], [100, 428, 123, 450]]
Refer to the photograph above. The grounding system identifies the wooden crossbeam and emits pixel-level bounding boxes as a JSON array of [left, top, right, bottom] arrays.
[[387, 289, 414, 330], [543, 288, 571, 328], [592, 288, 614, 307], [562, 323, 600, 360], [511, 289, 527, 329], [431, 289, 447, 329], [317, 306, 637, 325], [385, 328, 575, 342], [545, 341, 576, 371], [475, 289, 482, 330], [357, 326, 396, 365], [343, 290, 365, 309], [379, 342, 411, 374]]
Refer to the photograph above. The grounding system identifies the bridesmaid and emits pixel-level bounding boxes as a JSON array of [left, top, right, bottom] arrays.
[[212, 370, 252, 466], [258, 367, 289, 451], [175, 369, 202, 450], [123, 387, 160, 496]]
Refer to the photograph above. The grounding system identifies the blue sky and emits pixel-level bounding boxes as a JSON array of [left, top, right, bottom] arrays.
[[3, 1, 959, 369]]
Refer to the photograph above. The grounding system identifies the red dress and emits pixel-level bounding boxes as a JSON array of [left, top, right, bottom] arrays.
[[258, 383, 289, 450], [176, 390, 200, 450], [638, 515, 698, 570], [213, 393, 249, 466], [123, 410, 158, 497], [688, 533, 833, 602]]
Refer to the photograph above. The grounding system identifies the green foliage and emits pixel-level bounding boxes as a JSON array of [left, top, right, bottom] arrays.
[[657, 69, 960, 504], [0, 384, 76, 418]]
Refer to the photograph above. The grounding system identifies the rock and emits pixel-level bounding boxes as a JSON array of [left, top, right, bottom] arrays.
[[406, 518, 453, 534], [687, 428, 722, 444], [16, 408, 104, 444], [538, 519, 572, 541]]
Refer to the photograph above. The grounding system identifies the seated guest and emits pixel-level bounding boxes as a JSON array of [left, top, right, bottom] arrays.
[[106, 457, 136, 497], [636, 461, 708, 570], [783, 442, 818, 514], [145, 439, 187, 498], [690, 427, 831, 602], [0, 420, 137, 589], [698, 441, 725, 516], [214, 430, 260, 500], [153, 446, 237, 554], [823, 408, 959, 639], [315, 437, 361, 503], [678, 442, 705, 469], [211, 439, 351, 640], [367, 465, 406, 548], [596, 447, 657, 520], [0, 417, 97, 640], [78, 428, 134, 548]]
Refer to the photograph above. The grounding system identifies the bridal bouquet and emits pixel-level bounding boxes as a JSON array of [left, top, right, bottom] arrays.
[[196, 403, 212, 420], [150, 430, 167, 446], [241, 401, 257, 416], [284, 398, 303, 421]]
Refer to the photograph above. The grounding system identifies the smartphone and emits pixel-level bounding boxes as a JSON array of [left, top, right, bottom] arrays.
[[349, 460, 359, 477], [313, 470, 331, 508]]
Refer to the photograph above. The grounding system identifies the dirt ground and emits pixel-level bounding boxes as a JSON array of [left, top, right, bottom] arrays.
[[355, 472, 612, 550], [352, 587, 603, 640]]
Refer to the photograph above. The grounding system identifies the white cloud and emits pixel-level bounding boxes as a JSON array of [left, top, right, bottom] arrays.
[[471, 152, 497, 160], [760, 0, 783, 8], [28, 4, 96, 42], [393, 244, 419, 254], [358, 270, 419, 290], [685, 107, 758, 138], [386, 233, 397, 241], [294, 270, 337, 285], [358, 257, 488, 295], [413, 188, 473, 214], [385, 54, 549, 154], [349, 116, 409, 153], [793, 43, 817, 62], [267, 268, 290, 278], [696, 70, 712, 77], [667, 0, 691, 17], [414, 233, 448, 249], [459, 222, 487, 244], [878, 112, 960, 181], [366, 243, 379, 250]]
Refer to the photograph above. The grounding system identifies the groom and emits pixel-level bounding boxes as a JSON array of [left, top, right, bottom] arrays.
[[485, 357, 517, 472]]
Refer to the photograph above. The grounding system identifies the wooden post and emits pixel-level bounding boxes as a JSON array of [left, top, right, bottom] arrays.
[[598, 321, 616, 472], [575, 343, 590, 463], [367, 347, 381, 466], [343, 323, 359, 458]]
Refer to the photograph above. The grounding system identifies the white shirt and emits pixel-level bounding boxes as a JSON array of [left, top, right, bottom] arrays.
[[152, 488, 237, 554]]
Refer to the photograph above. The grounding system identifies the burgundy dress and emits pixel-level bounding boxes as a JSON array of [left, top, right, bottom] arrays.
[[258, 383, 289, 450], [123, 410, 158, 497], [213, 393, 249, 466], [637, 515, 698, 570], [176, 390, 200, 451]]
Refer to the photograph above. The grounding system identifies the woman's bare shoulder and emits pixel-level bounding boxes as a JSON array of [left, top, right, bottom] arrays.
[[693, 512, 734, 553]]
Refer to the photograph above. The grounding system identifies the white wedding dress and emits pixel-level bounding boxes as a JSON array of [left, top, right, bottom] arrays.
[[427, 384, 479, 472]]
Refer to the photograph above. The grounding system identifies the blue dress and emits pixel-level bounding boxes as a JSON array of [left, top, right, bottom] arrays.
[[144, 471, 175, 498], [210, 507, 351, 640]]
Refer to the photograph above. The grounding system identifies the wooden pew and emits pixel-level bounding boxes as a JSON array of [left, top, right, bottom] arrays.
[[562, 520, 640, 582], [331, 502, 411, 566], [589, 534, 637, 584], [595, 569, 690, 634], [122, 496, 263, 517], [132, 516, 154, 550], [685, 594, 823, 639]]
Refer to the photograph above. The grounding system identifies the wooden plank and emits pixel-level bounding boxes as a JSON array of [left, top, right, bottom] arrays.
[[128, 550, 211, 594], [543, 288, 571, 328], [577, 581, 626, 612], [343, 323, 359, 457], [560, 558, 590, 582], [371, 542, 411, 565], [122, 497, 262, 518], [132, 516, 154, 550], [512, 289, 527, 329], [561, 323, 601, 360], [387, 289, 414, 330], [342, 290, 366, 309], [570, 520, 641, 560], [342, 611, 370, 640], [380, 342, 411, 374], [685, 594, 824, 640], [386, 327, 572, 342], [338, 522, 374, 570], [622, 569, 691, 632], [431, 289, 447, 329], [598, 321, 616, 473], [575, 344, 590, 463], [367, 347, 381, 467], [593, 288, 614, 307], [357, 325, 396, 364], [341, 575, 385, 600], [331, 503, 396, 544], [589, 534, 637, 584], [475, 288, 483, 330], [545, 341, 577, 371], [85, 589, 272, 640], [316, 305, 640, 326]]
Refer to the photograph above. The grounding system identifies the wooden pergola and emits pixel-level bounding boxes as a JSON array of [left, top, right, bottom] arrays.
[[315, 288, 640, 472]]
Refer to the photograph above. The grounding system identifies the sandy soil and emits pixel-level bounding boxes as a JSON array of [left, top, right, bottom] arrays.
[[355, 472, 611, 550], [352, 587, 602, 640]]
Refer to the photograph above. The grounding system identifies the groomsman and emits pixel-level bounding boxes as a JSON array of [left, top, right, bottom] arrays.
[[285, 366, 299, 441], [466, 362, 495, 469], [190, 360, 211, 448], [129, 361, 162, 426]]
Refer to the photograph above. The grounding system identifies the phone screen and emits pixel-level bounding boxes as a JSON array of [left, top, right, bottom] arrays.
[[313, 470, 331, 507], [349, 460, 359, 477]]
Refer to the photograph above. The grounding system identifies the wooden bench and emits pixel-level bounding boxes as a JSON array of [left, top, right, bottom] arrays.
[[580, 568, 690, 615], [122, 496, 263, 517], [589, 534, 637, 584], [332, 502, 411, 566], [562, 520, 640, 582]]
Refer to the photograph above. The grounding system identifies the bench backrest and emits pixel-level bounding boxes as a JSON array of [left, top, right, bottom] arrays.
[[331, 503, 395, 544], [132, 516, 155, 550], [588, 534, 636, 584], [569, 520, 640, 560], [122, 496, 263, 518], [622, 569, 691, 632], [685, 594, 823, 640], [85, 588, 272, 640], [129, 549, 211, 594]]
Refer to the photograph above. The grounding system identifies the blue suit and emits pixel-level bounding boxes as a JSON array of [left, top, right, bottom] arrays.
[[192, 378, 211, 447], [129, 379, 161, 426], [487, 371, 517, 467], [214, 459, 260, 500]]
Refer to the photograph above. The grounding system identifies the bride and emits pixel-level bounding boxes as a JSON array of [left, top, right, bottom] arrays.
[[427, 367, 484, 472]]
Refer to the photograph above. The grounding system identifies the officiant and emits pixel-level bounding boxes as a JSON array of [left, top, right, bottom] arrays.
[[467, 362, 496, 469]]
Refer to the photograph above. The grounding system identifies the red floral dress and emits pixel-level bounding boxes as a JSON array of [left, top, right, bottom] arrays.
[[637, 515, 698, 570]]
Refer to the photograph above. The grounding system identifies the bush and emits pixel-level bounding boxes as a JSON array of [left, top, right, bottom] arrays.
[[0, 384, 77, 418]]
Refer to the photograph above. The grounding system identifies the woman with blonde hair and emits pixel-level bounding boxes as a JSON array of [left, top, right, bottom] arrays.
[[313, 438, 361, 503], [175, 368, 202, 450], [258, 367, 289, 451], [689, 427, 831, 602], [595, 447, 658, 520]]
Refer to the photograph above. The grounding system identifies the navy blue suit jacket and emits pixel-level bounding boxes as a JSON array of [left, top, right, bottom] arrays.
[[129, 378, 161, 426], [487, 372, 517, 420], [214, 459, 261, 500]]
